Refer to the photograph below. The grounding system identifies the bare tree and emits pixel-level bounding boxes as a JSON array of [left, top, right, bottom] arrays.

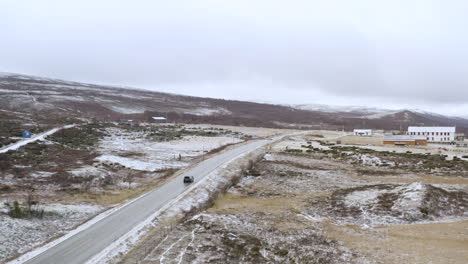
[[25, 185, 36, 217]]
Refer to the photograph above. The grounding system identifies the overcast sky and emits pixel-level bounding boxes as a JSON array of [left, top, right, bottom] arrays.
[[1, 0, 467, 116]]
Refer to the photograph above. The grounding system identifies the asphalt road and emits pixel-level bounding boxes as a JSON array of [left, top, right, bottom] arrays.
[[23, 134, 289, 264]]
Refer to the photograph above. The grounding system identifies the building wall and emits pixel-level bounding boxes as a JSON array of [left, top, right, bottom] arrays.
[[384, 140, 427, 146], [415, 139, 428, 146], [407, 127, 455, 143]]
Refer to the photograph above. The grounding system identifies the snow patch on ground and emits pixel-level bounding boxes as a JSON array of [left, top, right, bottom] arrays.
[[0, 203, 103, 263], [30, 171, 54, 179], [333, 182, 468, 227], [359, 155, 384, 166], [357, 154, 395, 167], [345, 189, 388, 208], [391, 182, 426, 214], [97, 130, 242, 171], [96, 155, 175, 172], [69, 166, 107, 178]]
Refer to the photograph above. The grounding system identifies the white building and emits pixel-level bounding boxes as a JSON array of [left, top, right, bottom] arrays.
[[151, 116, 167, 123], [407, 126, 455, 143], [353, 129, 373, 136]]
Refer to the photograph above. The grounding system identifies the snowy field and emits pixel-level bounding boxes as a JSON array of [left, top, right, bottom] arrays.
[[95, 128, 243, 171]]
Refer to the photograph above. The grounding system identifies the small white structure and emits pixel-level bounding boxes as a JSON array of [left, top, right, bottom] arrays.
[[353, 129, 373, 136], [407, 126, 456, 143], [152, 117, 167, 122]]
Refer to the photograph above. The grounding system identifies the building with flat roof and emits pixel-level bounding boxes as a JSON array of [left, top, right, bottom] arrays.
[[151, 116, 167, 123], [384, 135, 427, 146], [353, 129, 372, 136], [455, 133, 465, 141], [407, 126, 455, 143]]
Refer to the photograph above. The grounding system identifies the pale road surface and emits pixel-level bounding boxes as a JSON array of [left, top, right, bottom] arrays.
[[21, 132, 309, 264], [0, 125, 76, 154]]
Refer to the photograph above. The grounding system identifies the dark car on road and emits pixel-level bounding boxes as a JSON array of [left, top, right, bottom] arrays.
[[183, 176, 194, 183]]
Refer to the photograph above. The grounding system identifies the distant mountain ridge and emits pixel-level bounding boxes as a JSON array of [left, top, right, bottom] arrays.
[[1, 72, 467, 134], [293, 104, 465, 120]]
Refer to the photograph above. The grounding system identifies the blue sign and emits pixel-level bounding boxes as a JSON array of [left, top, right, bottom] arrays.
[[22, 131, 32, 138]]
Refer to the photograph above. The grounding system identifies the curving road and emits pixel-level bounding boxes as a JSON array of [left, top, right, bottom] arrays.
[[20, 133, 294, 264]]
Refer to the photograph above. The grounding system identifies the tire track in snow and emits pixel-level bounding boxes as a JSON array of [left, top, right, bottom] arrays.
[[159, 234, 189, 264], [176, 227, 198, 264]]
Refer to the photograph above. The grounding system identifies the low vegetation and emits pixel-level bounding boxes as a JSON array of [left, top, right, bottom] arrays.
[[48, 124, 108, 149], [291, 142, 468, 174]]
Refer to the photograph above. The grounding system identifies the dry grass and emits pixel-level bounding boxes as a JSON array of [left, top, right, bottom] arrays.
[[60, 186, 155, 206], [322, 220, 468, 264], [60, 169, 179, 206], [353, 173, 468, 186], [208, 193, 304, 214]]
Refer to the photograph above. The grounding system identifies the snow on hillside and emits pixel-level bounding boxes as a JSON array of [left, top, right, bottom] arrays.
[[108, 106, 147, 114], [293, 104, 397, 117], [185, 107, 232, 116]]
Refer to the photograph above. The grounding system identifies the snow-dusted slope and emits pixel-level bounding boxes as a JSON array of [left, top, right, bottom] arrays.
[[0, 73, 232, 119], [294, 104, 391, 114]]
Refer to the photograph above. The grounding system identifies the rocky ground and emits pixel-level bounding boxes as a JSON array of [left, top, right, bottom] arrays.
[[122, 133, 468, 264]]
